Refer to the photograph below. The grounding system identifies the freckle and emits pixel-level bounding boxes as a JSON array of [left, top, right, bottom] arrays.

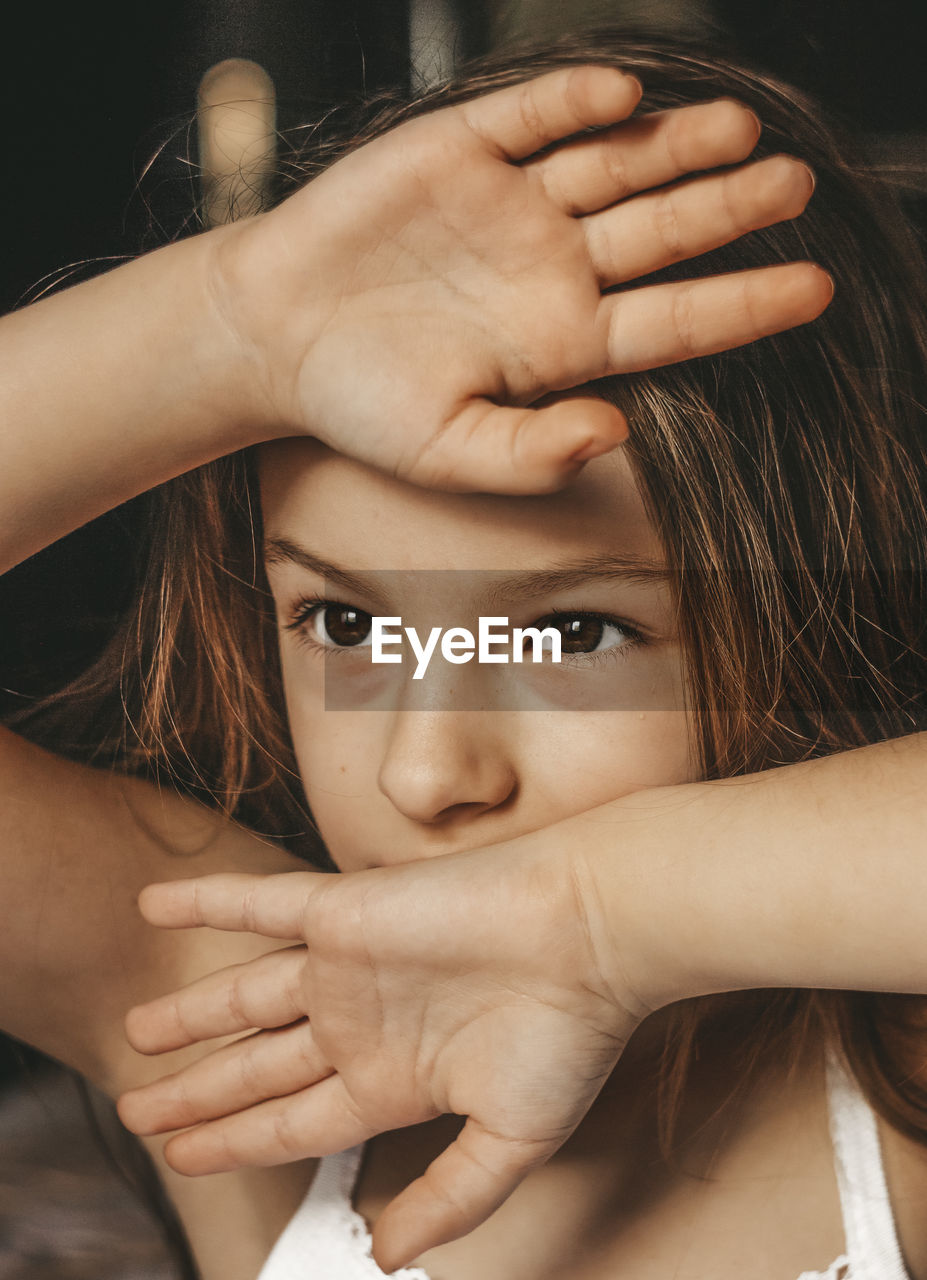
[[339, 765, 346, 773]]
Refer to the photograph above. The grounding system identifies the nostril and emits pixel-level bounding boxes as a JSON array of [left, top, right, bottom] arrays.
[[376, 711, 519, 824], [428, 781, 520, 827]]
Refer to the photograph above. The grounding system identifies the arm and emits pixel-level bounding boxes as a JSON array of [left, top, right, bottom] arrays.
[[0, 722, 321, 1279], [0, 65, 828, 1275], [0, 63, 830, 1065], [0, 722, 306, 1082], [587, 731, 927, 1006], [117, 732, 927, 1271], [0, 67, 827, 573]]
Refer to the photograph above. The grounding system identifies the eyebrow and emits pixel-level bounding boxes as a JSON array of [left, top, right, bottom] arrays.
[[264, 537, 672, 608], [481, 558, 673, 607], [264, 538, 392, 609]]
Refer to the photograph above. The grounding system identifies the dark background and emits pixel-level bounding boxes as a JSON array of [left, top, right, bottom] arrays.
[[2, 0, 927, 711], [1, 1, 926, 1274], [3, 0, 926, 317]]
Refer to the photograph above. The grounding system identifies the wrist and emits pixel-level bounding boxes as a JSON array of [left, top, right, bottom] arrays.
[[180, 222, 295, 447], [202, 197, 336, 440], [568, 782, 736, 1017]]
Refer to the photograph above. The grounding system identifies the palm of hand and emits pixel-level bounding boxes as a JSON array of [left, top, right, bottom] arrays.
[[207, 65, 828, 493], [119, 840, 641, 1268], [296, 864, 628, 1136], [281, 132, 605, 485]]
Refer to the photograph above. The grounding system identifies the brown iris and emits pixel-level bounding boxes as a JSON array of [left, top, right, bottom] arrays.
[[319, 605, 373, 646], [544, 615, 610, 654]]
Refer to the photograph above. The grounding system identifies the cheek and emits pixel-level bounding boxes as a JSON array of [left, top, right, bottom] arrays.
[[521, 710, 695, 819], [280, 648, 386, 872], [289, 709, 387, 872]]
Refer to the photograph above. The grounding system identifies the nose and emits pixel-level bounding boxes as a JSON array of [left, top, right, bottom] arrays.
[[377, 710, 518, 826]]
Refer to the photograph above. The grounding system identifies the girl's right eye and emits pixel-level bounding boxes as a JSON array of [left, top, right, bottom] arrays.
[[289, 601, 374, 648]]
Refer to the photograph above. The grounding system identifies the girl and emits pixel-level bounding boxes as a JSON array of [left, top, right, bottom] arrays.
[[1, 26, 924, 1280], [0, 44, 823, 1277], [115, 31, 927, 1280]]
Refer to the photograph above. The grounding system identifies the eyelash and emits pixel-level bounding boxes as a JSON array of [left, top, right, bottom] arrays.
[[283, 598, 647, 668]]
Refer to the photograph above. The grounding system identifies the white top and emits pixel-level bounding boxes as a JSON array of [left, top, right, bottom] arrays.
[[257, 1049, 911, 1280]]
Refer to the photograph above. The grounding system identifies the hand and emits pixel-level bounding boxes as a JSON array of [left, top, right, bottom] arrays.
[[210, 65, 830, 493], [117, 828, 664, 1272]]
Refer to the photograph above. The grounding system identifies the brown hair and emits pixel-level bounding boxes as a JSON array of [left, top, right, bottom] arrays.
[[16, 28, 927, 1152]]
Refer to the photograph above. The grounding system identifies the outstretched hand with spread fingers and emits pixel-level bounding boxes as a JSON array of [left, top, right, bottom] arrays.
[[118, 834, 665, 1273], [212, 64, 831, 493]]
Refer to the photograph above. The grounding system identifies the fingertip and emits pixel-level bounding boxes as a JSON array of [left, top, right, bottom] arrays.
[[370, 1206, 427, 1276], [749, 260, 834, 339], [620, 70, 644, 110], [569, 64, 642, 126], [115, 1089, 142, 1134], [163, 1132, 207, 1177], [758, 155, 816, 220], [136, 882, 158, 917], [797, 261, 835, 318], [694, 97, 761, 165], [137, 880, 176, 923], [814, 262, 835, 302], [125, 999, 187, 1056], [520, 397, 629, 491], [116, 1090, 164, 1138], [556, 398, 629, 461], [123, 1003, 150, 1052], [162, 1134, 190, 1174], [369, 1176, 465, 1273], [370, 1235, 409, 1276]]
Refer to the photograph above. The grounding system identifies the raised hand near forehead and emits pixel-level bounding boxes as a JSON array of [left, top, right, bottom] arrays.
[[212, 66, 829, 493], [117, 834, 664, 1274]]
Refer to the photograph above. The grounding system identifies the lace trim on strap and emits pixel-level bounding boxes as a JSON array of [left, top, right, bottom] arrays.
[[796, 1254, 850, 1280], [256, 1144, 434, 1280], [825, 1047, 910, 1280]]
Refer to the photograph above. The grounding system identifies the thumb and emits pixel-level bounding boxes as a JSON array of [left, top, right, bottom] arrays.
[[370, 1118, 557, 1273], [411, 397, 628, 494]]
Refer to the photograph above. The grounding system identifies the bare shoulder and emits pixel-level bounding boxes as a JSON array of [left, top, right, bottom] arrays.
[[0, 722, 310, 1089], [0, 724, 323, 1280]]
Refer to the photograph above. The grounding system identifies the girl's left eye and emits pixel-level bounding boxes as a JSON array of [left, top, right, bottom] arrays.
[[532, 612, 639, 658], [288, 601, 374, 648]]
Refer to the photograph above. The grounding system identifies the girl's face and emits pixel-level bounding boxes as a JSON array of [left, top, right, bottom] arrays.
[[259, 439, 694, 872]]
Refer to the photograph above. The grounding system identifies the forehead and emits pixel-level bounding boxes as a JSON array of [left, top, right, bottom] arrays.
[[258, 438, 663, 569]]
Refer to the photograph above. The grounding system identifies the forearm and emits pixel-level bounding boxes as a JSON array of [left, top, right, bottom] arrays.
[[0, 226, 278, 574], [584, 732, 927, 1010]]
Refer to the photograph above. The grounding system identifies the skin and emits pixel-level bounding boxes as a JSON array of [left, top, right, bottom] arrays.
[[0, 68, 826, 575], [260, 436, 695, 864], [121, 440, 927, 1279], [0, 67, 835, 1276]]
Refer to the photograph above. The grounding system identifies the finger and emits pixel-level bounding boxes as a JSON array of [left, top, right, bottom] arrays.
[[587, 154, 815, 286], [125, 945, 307, 1054], [138, 870, 324, 938], [119, 1020, 330, 1135], [601, 261, 834, 372], [530, 97, 761, 215], [460, 65, 642, 162], [370, 1118, 556, 1274], [160, 1072, 382, 1174], [408, 396, 628, 494]]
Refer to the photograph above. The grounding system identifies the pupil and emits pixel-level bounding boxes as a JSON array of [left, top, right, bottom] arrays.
[[325, 606, 371, 646], [558, 616, 604, 654]]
